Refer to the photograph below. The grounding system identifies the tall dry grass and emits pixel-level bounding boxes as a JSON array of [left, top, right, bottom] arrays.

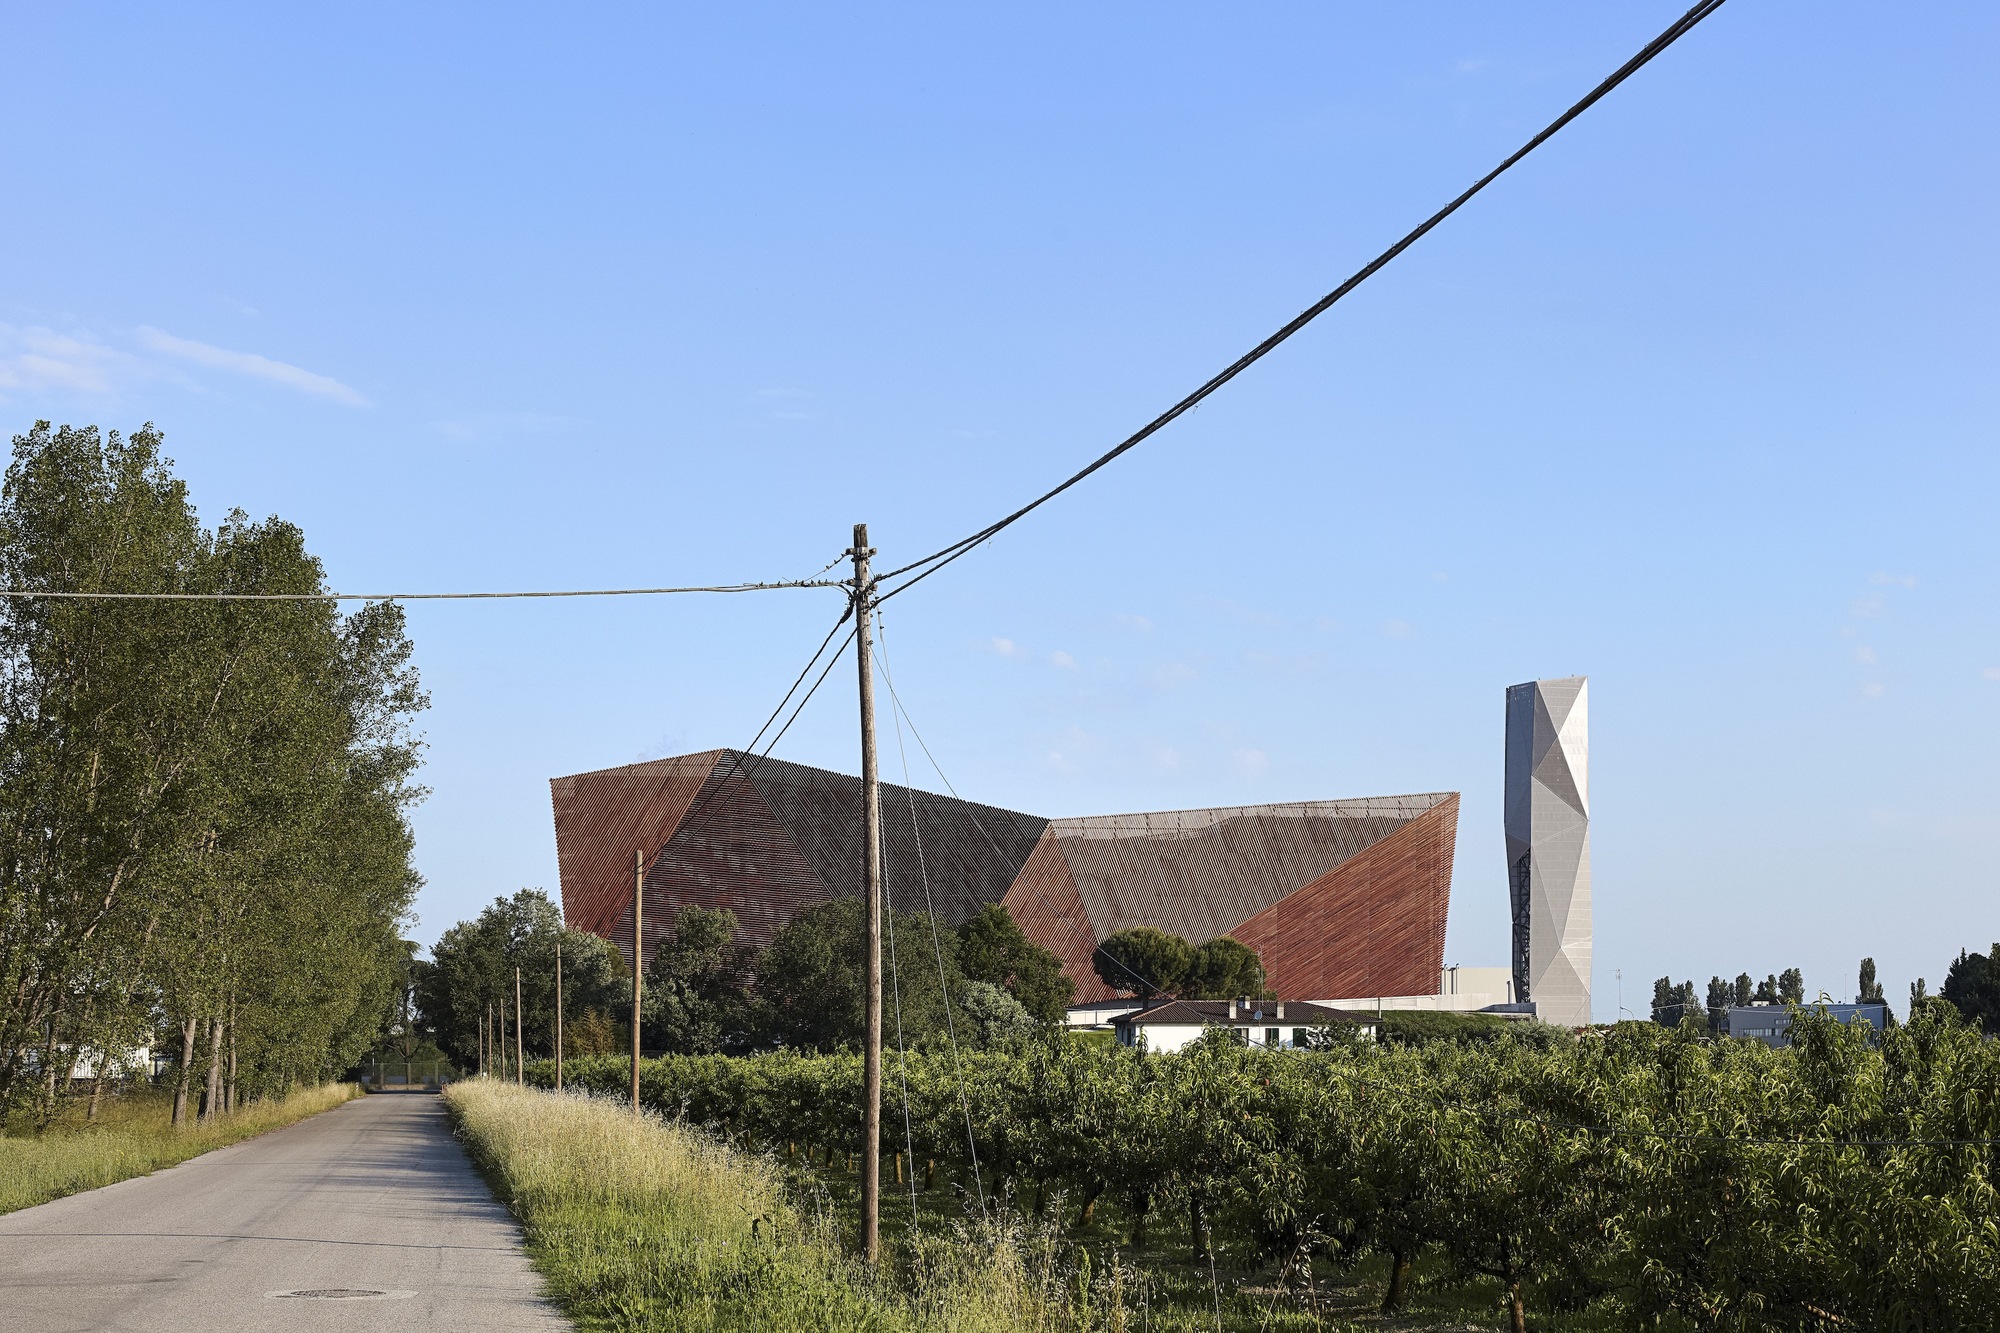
[[0, 1082, 359, 1216], [446, 1079, 1145, 1333]]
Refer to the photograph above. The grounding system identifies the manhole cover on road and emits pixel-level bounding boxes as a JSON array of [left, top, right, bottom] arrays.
[[266, 1288, 416, 1300]]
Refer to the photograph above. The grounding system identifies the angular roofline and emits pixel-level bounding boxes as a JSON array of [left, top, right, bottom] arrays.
[[555, 751, 1453, 830], [1045, 791, 1457, 827], [551, 750, 727, 783]]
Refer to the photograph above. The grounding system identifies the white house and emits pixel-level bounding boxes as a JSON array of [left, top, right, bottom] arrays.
[[1112, 999, 1379, 1053], [1063, 999, 1147, 1030]]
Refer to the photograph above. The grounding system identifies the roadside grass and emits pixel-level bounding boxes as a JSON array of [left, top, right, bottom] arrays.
[[451, 1081, 1627, 1333], [447, 1079, 1160, 1332], [0, 1082, 360, 1216]]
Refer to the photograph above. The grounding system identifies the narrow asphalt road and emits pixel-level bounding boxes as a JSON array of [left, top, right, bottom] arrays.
[[0, 1092, 568, 1332]]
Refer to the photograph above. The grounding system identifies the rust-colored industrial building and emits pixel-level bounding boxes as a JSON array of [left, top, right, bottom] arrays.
[[550, 750, 1457, 1002]]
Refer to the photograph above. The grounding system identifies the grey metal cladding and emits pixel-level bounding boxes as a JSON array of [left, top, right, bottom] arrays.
[[738, 751, 1048, 927], [1050, 794, 1454, 944], [1503, 677, 1591, 1028]]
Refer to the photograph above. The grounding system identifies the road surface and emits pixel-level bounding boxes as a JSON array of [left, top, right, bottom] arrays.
[[0, 1092, 567, 1332]]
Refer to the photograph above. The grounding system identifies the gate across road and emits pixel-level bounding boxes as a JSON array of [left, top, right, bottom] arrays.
[[355, 1061, 453, 1091]]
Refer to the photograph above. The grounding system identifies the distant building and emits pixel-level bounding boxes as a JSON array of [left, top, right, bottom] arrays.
[[1063, 998, 1146, 1029], [1505, 677, 1593, 1027], [1112, 999, 1379, 1053], [550, 750, 1461, 1004], [1725, 1002, 1889, 1048], [1316, 964, 1522, 1017]]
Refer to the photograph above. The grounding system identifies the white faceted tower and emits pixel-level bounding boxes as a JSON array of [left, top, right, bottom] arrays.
[[1505, 677, 1592, 1027]]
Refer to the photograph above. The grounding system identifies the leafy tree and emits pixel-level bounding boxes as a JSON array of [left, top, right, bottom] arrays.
[[1857, 956, 1885, 1005], [643, 906, 753, 1054], [955, 903, 1074, 1023], [1376, 1010, 1567, 1048], [564, 1007, 622, 1056], [0, 423, 426, 1121], [1940, 945, 2000, 1035], [753, 896, 966, 1051], [417, 889, 624, 1069], [1706, 976, 1731, 1033], [961, 980, 1036, 1046], [1779, 967, 1805, 1004], [1755, 974, 1779, 1004], [1180, 936, 1267, 1000], [1649, 977, 1674, 1025], [1733, 972, 1754, 1007], [1093, 926, 1194, 998]]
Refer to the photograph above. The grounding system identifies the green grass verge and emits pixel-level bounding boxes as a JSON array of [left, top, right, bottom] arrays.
[[444, 1080, 1553, 1332], [0, 1082, 361, 1216], [448, 1079, 1189, 1332]]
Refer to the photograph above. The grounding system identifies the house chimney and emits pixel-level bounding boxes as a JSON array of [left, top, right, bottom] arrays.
[[1276, 1001, 1285, 1020], [1227, 998, 1237, 1021]]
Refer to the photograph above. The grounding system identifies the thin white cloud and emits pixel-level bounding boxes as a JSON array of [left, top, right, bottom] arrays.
[[989, 637, 1019, 658], [1982, 667, 2000, 682], [0, 324, 136, 396], [135, 327, 366, 406], [1049, 650, 1076, 669]]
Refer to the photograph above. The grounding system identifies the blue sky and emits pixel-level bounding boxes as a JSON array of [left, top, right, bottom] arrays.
[[2, 3, 1994, 1020]]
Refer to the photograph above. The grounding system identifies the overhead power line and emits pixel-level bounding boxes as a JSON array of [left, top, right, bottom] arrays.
[[0, 577, 842, 602], [876, 0, 1730, 604]]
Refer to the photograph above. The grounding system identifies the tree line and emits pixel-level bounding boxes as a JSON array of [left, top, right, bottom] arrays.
[[540, 999, 2000, 1333], [417, 891, 1078, 1066], [0, 423, 426, 1125], [1653, 952, 2000, 1037]]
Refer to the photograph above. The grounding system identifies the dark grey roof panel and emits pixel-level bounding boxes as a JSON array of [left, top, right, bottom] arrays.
[[736, 751, 1048, 927], [1050, 795, 1454, 944]]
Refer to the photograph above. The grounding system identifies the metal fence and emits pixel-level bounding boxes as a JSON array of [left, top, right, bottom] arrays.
[[355, 1061, 455, 1090]]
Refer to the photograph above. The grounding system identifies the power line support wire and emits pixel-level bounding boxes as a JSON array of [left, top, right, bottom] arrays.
[[877, 0, 1729, 603]]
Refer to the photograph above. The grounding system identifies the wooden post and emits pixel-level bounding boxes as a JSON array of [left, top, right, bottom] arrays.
[[515, 966, 524, 1086], [852, 522, 883, 1263], [632, 847, 644, 1117], [554, 937, 564, 1091]]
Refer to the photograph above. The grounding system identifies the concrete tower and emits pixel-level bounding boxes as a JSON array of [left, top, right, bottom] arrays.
[[1505, 677, 1592, 1027]]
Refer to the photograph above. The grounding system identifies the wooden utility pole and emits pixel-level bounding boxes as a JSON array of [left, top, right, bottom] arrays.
[[554, 938, 564, 1091], [851, 522, 884, 1263], [480, 1005, 488, 1076], [515, 966, 524, 1086], [631, 847, 644, 1117]]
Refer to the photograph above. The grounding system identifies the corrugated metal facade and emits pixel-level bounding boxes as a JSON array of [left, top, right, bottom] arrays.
[[550, 751, 1456, 997]]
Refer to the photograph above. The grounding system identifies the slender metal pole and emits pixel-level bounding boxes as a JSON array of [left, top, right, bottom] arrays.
[[852, 522, 883, 1263], [554, 938, 564, 1091], [632, 847, 644, 1117], [515, 966, 524, 1086]]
